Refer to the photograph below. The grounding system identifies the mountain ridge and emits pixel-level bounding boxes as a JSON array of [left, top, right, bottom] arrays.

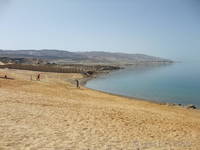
[[0, 49, 173, 64]]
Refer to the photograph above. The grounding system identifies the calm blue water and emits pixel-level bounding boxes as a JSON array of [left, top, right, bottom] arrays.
[[86, 62, 200, 107]]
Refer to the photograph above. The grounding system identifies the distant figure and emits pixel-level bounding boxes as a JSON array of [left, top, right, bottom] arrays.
[[4, 75, 7, 79], [30, 75, 33, 81], [37, 74, 40, 81], [76, 79, 80, 88]]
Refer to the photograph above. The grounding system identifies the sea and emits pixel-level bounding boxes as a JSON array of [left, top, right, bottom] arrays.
[[86, 62, 200, 107]]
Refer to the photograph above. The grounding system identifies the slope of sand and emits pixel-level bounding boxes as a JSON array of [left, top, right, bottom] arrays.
[[0, 68, 200, 150], [0, 61, 5, 65]]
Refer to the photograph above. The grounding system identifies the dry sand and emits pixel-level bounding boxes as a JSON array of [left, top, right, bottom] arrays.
[[0, 61, 5, 65], [0, 68, 200, 150]]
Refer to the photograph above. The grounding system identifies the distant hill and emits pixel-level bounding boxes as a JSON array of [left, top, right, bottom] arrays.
[[77, 51, 172, 64], [0, 50, 172, 64], [0, 50, 85, 60]]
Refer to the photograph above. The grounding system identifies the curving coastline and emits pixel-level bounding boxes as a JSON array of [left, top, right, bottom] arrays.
[[81, 65, 198, 109], [0, 68, 200, 149]]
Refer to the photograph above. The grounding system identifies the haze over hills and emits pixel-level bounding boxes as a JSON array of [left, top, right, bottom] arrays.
[[0, 49, 172, 64]]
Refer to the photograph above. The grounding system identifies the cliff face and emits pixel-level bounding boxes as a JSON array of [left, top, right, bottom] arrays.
[[0, 50, 173, 64]]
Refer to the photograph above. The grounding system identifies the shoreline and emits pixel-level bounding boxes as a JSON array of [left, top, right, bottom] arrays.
[[1, 68, 200, 149], [80, 66, 198, 110], [79, 61, 174, 85]]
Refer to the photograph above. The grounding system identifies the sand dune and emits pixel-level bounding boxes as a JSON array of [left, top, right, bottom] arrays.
[[0, 68, 200, 150]]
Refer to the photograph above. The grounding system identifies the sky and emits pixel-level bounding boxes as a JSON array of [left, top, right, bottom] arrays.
[[0, 0, 199, 61]]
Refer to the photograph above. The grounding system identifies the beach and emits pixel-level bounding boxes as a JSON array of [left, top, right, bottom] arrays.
[[0, 68, 200, 149]]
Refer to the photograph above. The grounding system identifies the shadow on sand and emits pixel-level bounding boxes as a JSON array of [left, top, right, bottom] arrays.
[[0, 77, 14, 80]]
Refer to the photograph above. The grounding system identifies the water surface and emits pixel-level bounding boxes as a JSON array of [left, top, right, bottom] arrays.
[[86, 62, 200, 107]]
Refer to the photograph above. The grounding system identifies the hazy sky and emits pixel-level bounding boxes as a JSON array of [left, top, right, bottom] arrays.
[[0, 0, 199, 61]]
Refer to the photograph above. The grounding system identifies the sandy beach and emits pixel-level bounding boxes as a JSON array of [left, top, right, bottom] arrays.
[[0, 68, 200, 150]]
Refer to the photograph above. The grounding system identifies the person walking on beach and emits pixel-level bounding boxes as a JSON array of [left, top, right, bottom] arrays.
[[37, 74, 41, 81], [76, 79, 80, 88]]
